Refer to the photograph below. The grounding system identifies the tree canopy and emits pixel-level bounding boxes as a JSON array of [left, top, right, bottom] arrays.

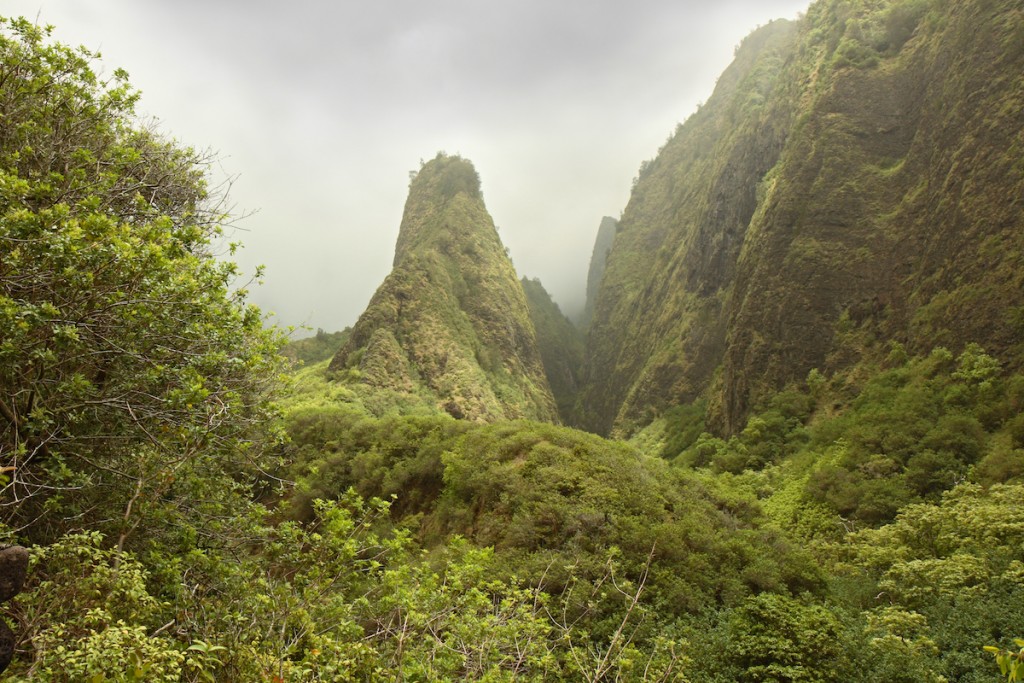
[[0, 15, 283, 546]]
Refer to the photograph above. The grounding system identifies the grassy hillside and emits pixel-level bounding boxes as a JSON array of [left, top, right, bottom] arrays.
[[275, 340, 1024, 682]]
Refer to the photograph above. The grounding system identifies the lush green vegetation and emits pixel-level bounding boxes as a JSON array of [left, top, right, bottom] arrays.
[[0, 15, 288, 680], [577, 16, 800, 436], [580, 0, 1024, 436], [521, 277, 584, 422], [643, 344, 1024, 681], [2, 3, 1022, 681], [276, 342, 1024, 682], [281, 328, 350, 367], [577, 216, 617, 331], [328, 153, 559, 424]]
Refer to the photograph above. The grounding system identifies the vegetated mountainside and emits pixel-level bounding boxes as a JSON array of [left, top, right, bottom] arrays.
[[281, 328, 350, 366], [328, 154, 558, 423], [718, 0, 1024, 433], [576, 216, 618, 330], [579, 18, 800, 435], [581, 0, 1024, 437], [521, 276, 584, 421], [281, 338, 1024, 682]]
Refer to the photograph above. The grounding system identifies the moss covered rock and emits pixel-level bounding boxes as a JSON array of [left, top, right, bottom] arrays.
[[330, 154, 558, 423]]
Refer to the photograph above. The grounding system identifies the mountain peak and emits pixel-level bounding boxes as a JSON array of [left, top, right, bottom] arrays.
[[394, 153, 483, 267], [330, 154, 558, 422]]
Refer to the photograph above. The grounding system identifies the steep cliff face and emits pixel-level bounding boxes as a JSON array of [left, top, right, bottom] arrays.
[[579, 19, 801, 435], [582, 0, 1024, 436], [577, 216, 618, 330], [716, 0, 1024, 432], [521, 277, 584, 421], [329, 154, 558, 422]]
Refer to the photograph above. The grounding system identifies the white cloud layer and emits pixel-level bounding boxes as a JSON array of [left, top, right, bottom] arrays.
[[4, 0, 810, 331]]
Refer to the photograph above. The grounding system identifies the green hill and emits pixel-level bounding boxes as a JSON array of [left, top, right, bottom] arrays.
[[328, 154, 558, 423]]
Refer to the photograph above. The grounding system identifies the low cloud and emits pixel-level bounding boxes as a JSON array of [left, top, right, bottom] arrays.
[[5, 0, 810, 331]]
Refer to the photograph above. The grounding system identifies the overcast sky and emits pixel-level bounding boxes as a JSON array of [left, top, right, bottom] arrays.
[[5, 0, 810, 333]]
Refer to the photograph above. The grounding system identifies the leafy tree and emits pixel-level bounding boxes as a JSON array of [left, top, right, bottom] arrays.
[[986, 639, 1024, 682], [721, 593, 846, 683], [0, 17, 289, 678], [859, 607, 943, 683], [11, 532, 184, 682], [835, 483, 1024, 681], [798, 346, 1015, 525], [0, 16, 284, 546]]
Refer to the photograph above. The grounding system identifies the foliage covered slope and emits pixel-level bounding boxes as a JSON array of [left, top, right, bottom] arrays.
[[581, 0, 1024, 436], [642, 341, 1024, 682], [281, 327, 350, 366], [521, 276, 584, 422], [579, 18, 800, 436], [329, 154, 558, 423], [577, 216, 618, 331], [278, 340, 1024, 682]]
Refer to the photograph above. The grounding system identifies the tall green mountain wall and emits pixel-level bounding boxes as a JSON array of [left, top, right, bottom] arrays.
[[582, 0, 1024, 436], [579, 19, 801, 435], [329, 154, 558, 422], [521, 276, 584, 421], [577, 216, 618, 330]]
